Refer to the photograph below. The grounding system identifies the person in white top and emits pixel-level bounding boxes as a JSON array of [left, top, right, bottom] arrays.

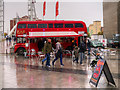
[[52, 40, 64, 66]]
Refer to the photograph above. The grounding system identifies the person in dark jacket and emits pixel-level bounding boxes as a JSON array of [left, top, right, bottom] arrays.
[[52, 40, 64, 66], [87, 39, 91, 55], [87, 39, 91, 64], [43, 38, 53, 67], [9, 37, 12, 45], [73, 46, 79, 63], [79, 41, 86, 65]]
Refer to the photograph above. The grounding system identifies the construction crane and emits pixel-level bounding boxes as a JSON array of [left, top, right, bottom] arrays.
[[28, 0, 37, 21]]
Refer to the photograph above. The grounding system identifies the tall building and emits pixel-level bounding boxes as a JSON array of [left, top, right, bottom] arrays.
[[10, 15, 41, 31], [10, 16, 29, 31], [103, 1, 120, 39], [89, 21, 101, 36], [0, 0, 4, 35]]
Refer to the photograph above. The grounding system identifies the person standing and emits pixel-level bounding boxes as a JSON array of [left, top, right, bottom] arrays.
[[79, 40, 86, 65], [86, 39, 91, 65], [73, 46, 79, 63], [52, 40, 64, 66], [72, 40, 77, 50], [87, 39, 91, 55], [9, 36, 12, 45], [14, 36, 16, 42], [43, 38, 53, 67]]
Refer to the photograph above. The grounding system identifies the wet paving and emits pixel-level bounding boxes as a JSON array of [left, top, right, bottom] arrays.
[[0, 40, 14, 54], [0, 40, 120, 88]]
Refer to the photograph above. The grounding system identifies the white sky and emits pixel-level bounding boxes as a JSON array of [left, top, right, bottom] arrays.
[[4, 1, 103, 33]]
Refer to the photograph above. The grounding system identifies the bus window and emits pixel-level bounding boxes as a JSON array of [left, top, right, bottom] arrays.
[[38, 24, 47, 28], [28, 24, 37, 28], [17, 37, 26, 43], [65, 24, 73, 28], [18, 24, 26, 29], [48, 24, 53, 28], [54, 24, 63, 28], [75, 23, 83, 28]]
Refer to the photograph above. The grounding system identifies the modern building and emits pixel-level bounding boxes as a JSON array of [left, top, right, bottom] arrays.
[[103, 1, 120, 39], [10, 16, 29, 31], [89, 21, 102, 36], [10, 15, 41, 31]]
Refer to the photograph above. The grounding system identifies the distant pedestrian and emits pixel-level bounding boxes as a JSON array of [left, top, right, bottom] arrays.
[[9, 37, 12, 45], [72, 40, 77, 50], [73, 46, 79, 63], [79, 40, 86, 65], [86, 39, 91, 65], [87, 39, 91, 55], [52, 40, 64, 66], [14, 36, 16, 42], [43, 38, 53, 67], [6, 35, 9, 41]]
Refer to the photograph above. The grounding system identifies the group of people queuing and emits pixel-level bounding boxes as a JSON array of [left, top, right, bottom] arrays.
[[41, 38, 64, 67], [41, 37, 91, 67]]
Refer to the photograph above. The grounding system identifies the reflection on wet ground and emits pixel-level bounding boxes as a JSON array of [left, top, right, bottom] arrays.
[[0, 41, 119, 88], [0, 51, 119, 88]]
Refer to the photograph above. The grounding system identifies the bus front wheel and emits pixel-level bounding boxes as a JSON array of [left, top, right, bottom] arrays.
[[17, 48, 25, 55]]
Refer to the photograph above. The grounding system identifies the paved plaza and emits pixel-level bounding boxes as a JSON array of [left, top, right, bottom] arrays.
[[0, 40, 120, 89]]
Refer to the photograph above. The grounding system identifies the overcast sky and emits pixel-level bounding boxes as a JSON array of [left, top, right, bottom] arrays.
[[4, 1, 103, 33]]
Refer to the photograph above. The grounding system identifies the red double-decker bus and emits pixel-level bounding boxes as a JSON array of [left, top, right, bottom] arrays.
[[14, 20, 87, 55]]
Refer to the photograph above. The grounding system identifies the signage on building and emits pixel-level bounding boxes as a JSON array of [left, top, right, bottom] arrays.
[[89, 59, 116, 87], [17, 30, 25, 35]]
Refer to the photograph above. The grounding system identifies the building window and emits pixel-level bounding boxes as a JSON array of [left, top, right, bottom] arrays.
[[75, 23, 83, 28], [65, 24, 73, 28], [28, 24, 37, 28], [48, 24, 53, 28], [54, 24, 63, 28], [18, 24, 26, 29], [38, 24, 47, 28]]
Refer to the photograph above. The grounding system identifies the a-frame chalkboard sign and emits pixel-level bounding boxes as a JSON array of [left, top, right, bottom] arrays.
[[89, 59, 116, 87]]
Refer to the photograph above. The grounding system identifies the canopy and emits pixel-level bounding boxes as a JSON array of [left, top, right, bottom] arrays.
[[28, 31, 81, 38]]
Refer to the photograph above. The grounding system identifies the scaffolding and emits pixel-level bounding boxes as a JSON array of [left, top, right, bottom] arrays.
[[28, 0, 37, 21], [0, 0, 4, 35]]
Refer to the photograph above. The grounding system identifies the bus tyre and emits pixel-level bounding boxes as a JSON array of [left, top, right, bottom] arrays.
[[17, 48, 25, 55]]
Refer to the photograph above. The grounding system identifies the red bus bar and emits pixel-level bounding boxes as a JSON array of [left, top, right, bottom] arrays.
[[14, 20, 87, 55]]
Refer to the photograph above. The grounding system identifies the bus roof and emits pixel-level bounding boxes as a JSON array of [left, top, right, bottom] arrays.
[[17, 20, 86, 25]]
